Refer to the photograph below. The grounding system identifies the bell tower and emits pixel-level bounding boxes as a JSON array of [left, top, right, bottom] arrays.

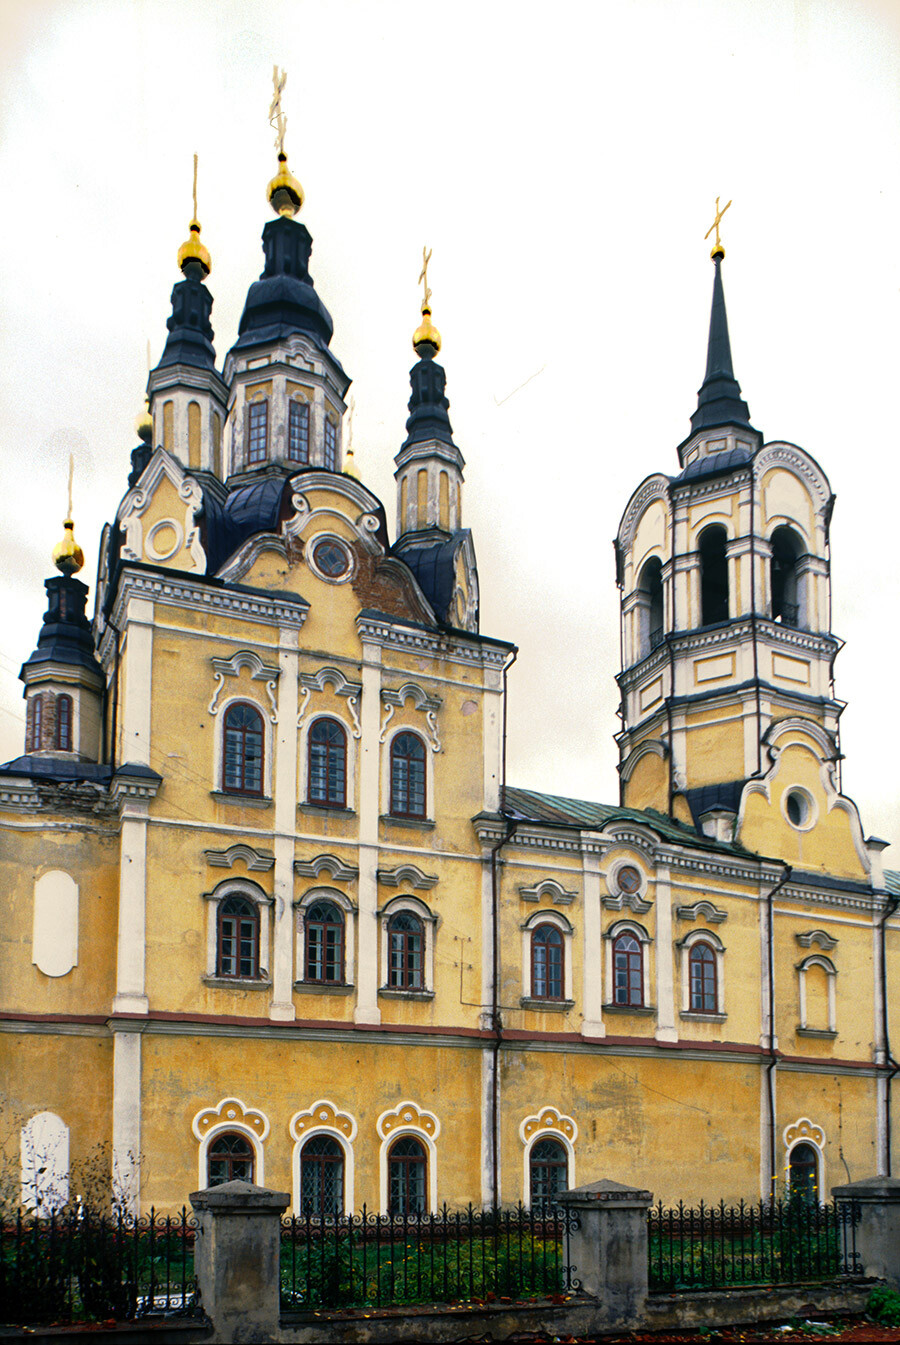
[[614, 222, 841, 834]]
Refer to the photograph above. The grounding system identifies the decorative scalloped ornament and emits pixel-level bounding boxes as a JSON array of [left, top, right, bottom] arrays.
[[289, 1099, 357, 1143], [192, 1096, 270, 1142], [783, 1116, 825, 1149], [519, 1106, 578, 1145], [376, 1101, 440, 1141]]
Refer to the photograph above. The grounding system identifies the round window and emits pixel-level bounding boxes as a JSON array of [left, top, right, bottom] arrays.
[[616, 865, 642, 895], [311, 538, 350, 580], [784, 788, 814, 830]]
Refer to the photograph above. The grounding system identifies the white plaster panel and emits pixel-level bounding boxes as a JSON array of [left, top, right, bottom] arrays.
[[32, 870, 78, 977], [21, 1112, 69, 1214]]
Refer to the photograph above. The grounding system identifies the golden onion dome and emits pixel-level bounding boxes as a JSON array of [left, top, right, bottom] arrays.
[[53, 520, 84, 576], [177, 219, 211, 277], [413, 303, 441, 355], [135, 399, 152, 443], [267, 152, 304, 218]]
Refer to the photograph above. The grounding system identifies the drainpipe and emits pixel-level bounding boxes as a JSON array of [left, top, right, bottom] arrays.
[[765, 863, 792, 1199], [665, 482, 678, 818], [105, 614, 122, 771], [878, 893, 900, 1175], [488, 648, 518, 1209], [749, 454, 763, 776]]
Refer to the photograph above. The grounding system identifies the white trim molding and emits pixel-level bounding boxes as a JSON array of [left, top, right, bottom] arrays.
[[205, 843, 275, 872], [202, 878, 274, 982], [782, 1116, 826, 1197], [289, 1099, 358, 1215], [376, 1101, 440, 1215], [378, 863, 438, 891], [520, 909, 575, 1004], [208, 650, 280, 721], [518, 878, 577, 906], [796, 954, 837, 1034], [192, 1097, 270, 1189], [294, 853, 359, 882], [378, 895, 437, 996], [677, 927, 726, 1016], [518, 1106, 578, 1209]]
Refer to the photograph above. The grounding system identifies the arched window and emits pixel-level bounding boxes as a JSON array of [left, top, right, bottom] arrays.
[[689, 941, 717, 1013], [323, 418, 337, 471], [26, 695, 43, 752], [770, 526, 804, 627], [388, 1136, 426, 1216], [223, 702, 264, 795], [613, 932, 644, 1007], [699, 525, 729, 625], [217, 895, 260, 979], [308, 718, 347, 808], [531, 924, 564, 1000], [305, 901, 344, 984], [788, 1142, 819, 1202], [530, 1138, 568, 1207], [299, 1135, 344, 1217], [288, 400, 310, 464], [388, 911, 424, 990], [247, 399, 268, 465], [55, 695, 72, 752], [207, 1132, 254, 1185], [637, 556, 664, 657], [390, 732, 427, 818]]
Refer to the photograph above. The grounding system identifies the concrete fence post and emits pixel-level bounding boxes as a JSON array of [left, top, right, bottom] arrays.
[[833, 1175, 900, 1289], [557, 1177, 653, 1330], [190, 1179, 290, 1343]]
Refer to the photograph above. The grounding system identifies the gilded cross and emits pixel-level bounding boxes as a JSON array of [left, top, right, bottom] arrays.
[[192, 153, 198, 221], [704, 196, 732, 253], [269, 66, 288, 154], [418, 246, 433, 311]]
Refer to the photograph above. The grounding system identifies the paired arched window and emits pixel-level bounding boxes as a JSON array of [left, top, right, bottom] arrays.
[[788, 1141, 819, 1202], [531, 924, 564, 1000], [56, 695, 72, 751], [388, 911, 424, 990], [390, 732, 427, 818], [299, 1135, 344, 1216], [529, 1138, 568, 1207], [308, 718, 347, 808], [217, 895, 260, 979], [699, 525, 729, 625], [613, 932, 644, 1007], [207, 1132, 254, 1185], [223, 702, 264, 795], [305, 901, 344, 984], [637, 556, 664, 657], [388, 1136, 427, 1216], [688, 940, 717, 1013], [770, 525, 804, 627]]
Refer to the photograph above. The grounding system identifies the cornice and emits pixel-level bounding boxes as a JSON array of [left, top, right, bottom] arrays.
[[0, 778, 117, 818], [111, 567, 309, 632], [356, 614, 511, 668]]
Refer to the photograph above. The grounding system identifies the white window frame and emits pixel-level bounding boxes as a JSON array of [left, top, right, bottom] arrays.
[[382, 724, 434, 822], [797, 954, 837, 1032], [216, 693, 274, 798], [521, 909, 574, 1003], [378, 895, 437, 995], [192, 1097, 270, 1190], [300, 710, 357, 810], [376, 1103, 440, 1216], [520, 1130, 576, 1210], [783, 1121, 826, 1201], [678, 928, 726, 1017], [290, 1106, 357, 1217], [604, 919, 652, 1008], [203, 878, 273, 982], [295, 887, 356, 987]]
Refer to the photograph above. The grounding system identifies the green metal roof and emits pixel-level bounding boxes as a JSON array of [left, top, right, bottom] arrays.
[[885, 870, 900, 896]]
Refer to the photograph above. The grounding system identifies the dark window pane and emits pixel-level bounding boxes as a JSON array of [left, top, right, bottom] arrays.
[[247, 400, 268, 464], [288, 400, 310, 464], [390, 732, 427, 818], [308, 718, 347, 807]]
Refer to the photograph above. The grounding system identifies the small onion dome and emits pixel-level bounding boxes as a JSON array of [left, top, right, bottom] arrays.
[[53, 520, 84, 576], [177, 219, 211, 277], [267, 151, 304, 218], [344, 443, 359, 480], [413, 302, 441, 356], [135, 400, 152, 443]]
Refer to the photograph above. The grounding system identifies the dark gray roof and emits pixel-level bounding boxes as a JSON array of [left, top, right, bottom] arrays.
[[0, 756, 113, 784], [688, 254, 755, 437], [673, 445, 753, 484], [393, 531, 476, 628], [232, 217, 337, 356]]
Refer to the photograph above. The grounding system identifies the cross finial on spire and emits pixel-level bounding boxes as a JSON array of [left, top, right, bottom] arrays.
[[192, 153, 198, 222], [270, 65, 288, 155], [419, 246, 433, 312], [704, 196, 732, 260]]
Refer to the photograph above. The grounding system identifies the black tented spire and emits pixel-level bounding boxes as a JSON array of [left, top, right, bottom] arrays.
[[156, 259, 217, 371], [232, 217, 335, 353], [402, 345, 456, 450], [690, 255, 753, 435]]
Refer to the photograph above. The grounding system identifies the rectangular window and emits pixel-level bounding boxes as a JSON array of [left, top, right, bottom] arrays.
[[323, 418, 337, 471], [247, 400, 268, 465], [288, 400, 310, 464], [27, 696, 42, 752]]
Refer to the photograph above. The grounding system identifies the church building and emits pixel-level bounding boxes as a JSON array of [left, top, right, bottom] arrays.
[[1, 134, 896, 1217]]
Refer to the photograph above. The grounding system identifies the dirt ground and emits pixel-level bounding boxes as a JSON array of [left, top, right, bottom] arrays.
[[503, 1318, 900, 1343]]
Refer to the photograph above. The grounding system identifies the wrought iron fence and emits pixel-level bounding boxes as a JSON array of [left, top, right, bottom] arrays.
[[280, 1202, 580, 1310], [648, 1198, 861, 1291], [0, 1207, 198, 1326]]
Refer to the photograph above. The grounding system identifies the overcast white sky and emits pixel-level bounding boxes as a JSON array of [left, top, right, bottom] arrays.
[[0, 0, 898, 854]]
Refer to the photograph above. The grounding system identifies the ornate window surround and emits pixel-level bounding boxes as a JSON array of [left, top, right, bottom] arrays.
[[299, 709, 359, 813], [782, 1117, 826, 1197], [378, 895, 437, 998], [192, 1097, 269, 1189], [294, 887, 356, 988], [202, 878, 273, 986], [677, 928, 726, 1018], [796, 954, 837, 1035], [518, 1107, 577, 1210], [520, 909, 574, 1007], [604, 919, 652, 1011], [212, 694, 274, 801], [376, 1102, 440, 1215], [289, 1100, 357, 1215]]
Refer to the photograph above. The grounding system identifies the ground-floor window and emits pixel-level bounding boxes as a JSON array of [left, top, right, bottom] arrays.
[[207, 1132, 254, 1186], [788, 1142, 819, 1201], [300, 1135, 344, 1216], [388, 1136, 427, 1216], [529, 1137, 568, 1207]]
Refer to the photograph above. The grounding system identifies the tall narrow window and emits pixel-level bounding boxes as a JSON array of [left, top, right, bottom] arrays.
[[637, 557, 664, 656], [771, 526, 803, 627], [613, 932, 644, 1007], [217, 896, 260, 979], [223, 703, 264, 795], [788, 1142, 819, 1202], [388, 912, 424, 990], [699, 525, 729, 625], [26, 696, 43, 752], [288, 401, 310, 464], [388, 1136, 426, 1215], [390, 732, 427, 818], [247, 400, 268, 465], [207, 1132, 254, 1185], [305, 901, 344, 983], [300, 1135, 344, 1217], [323, 418, 337, 470], [308, 718, 347, 808], [530, 1138, 568, 1207], [56, 695, 72, 752], [688, 941, 717, 1013], [531, 924, 564, 1000]]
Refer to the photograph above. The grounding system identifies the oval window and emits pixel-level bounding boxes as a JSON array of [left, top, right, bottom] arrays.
[[784, 789, 814, 830], [311, 538, 350, 579], [617, 865, 642, 895]]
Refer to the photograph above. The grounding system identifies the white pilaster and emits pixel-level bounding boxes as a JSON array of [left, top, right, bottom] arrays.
[[120, 598, 154, 767], [113, 803, 150, 1014], [112, 1029, 142, 1215], [581, 842, 605, 1037], [482, 668, 503, 814], [355, 636, 382, 1025], [271, 629, 299, 1021], [654, 864, 677, 1041], [480, 1045, 496, 1208]]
